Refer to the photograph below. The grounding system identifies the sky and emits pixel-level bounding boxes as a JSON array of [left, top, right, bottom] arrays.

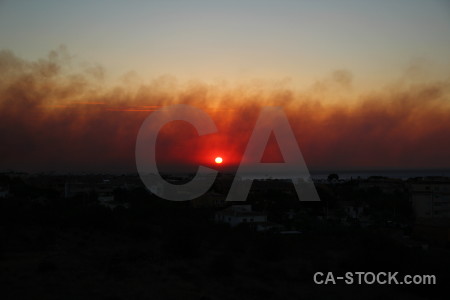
[[0, 0, 450, 173], [2, 0, 450, 87]]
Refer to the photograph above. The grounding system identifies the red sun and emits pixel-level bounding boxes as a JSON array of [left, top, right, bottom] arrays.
[[214, 156, 223, 164]]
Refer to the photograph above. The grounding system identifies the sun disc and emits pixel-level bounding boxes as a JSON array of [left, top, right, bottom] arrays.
[[215, 157, 223, 164]]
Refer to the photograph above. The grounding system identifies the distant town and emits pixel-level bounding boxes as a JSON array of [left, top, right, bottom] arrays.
[[1, 170, 449, 244]]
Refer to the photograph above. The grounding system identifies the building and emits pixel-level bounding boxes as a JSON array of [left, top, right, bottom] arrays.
[[410, 178, 450, 219]]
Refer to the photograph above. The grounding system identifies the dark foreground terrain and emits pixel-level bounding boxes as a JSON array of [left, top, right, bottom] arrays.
[[0, 174, 449, 300]]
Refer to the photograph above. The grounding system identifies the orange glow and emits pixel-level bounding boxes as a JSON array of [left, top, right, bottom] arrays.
[[2, 49, 450, 172]]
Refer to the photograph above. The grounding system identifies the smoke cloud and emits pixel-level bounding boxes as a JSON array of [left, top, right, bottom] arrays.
[[1, 48, 449, 173]]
